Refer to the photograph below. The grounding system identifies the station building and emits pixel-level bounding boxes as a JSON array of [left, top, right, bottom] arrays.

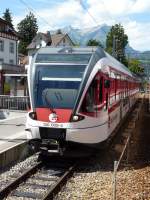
[[0, 18, 25, 96]]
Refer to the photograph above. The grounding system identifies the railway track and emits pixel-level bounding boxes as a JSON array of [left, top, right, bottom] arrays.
[[54, 98, 145, 200], [0, 98, 144, 200], [0, 158, 76, 200]]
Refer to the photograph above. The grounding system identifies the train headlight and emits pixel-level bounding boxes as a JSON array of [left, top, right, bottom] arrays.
[[71, 115, 84, 122], [29, 112, 37, 120], [73, 115, 79, 121]]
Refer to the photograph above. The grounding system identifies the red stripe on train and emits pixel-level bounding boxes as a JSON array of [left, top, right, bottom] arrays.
[[108, 101, 120, 113], [35, 108, 72, 123]]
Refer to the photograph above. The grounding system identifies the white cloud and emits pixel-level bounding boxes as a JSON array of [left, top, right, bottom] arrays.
[[36, 0, 84, 30], [130, 0, 150, 13], [87, 0, 150, 16], [12, 0, 150, 50], [123, 21, 150, 51]]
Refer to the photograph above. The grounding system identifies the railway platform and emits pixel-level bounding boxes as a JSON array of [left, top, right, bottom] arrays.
[[0, 110, 27, 152], [0, 110, 28, 169]]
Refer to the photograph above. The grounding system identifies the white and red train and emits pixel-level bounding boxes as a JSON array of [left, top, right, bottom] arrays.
[[26, 46, 140, 155]]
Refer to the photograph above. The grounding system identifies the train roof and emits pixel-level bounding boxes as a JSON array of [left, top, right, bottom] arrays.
[[104, 52, 133, 77], [35, 46, 105, 64], [36, 46, 101, 54], [35, 46, 135, 78]]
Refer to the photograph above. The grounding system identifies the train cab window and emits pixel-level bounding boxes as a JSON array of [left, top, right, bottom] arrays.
[[80, 77, 98, 115], [86, 80, 97, 112], [34, 64, 87, 109]]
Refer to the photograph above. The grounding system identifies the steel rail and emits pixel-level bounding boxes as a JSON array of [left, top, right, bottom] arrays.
[[43, 163, 77, 200], [0, 161, 42, 199]]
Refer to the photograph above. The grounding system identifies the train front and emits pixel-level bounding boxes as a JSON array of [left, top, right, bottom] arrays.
[[26, 47, 92, 155]]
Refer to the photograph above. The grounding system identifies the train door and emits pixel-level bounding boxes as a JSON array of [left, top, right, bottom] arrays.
[[103, 74, 110, 111], [103, 74, 111, 137], [98, 72, 110, 131], [120, 76, 124, 120], [120, 78, 122, 120], [80, 73, 99, 117], [80, 72, 110, 119]]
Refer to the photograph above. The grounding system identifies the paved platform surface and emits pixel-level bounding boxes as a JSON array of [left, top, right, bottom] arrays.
[[0, 111, 27, 152]]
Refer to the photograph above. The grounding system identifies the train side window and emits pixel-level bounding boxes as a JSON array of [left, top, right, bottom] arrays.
[[85, 80, 97, 112], [115, 79, 117, 100], [104, 79, 110, 88], [106, 93, 108, 110], [99, 77, 103, 103], [80, 77, 98, 114]]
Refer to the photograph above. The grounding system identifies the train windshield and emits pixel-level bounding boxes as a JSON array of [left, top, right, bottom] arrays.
[[34, 64, 87, 109]]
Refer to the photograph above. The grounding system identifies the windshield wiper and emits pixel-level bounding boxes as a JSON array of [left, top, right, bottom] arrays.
[[55, 92, 63, 101], [42, 89, 55, 113]]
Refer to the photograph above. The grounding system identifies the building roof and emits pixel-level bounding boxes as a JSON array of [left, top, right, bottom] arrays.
[[51, 33, 74, 46], [0, 18, 19, 38], [27, 32, 74, 50], [0, 18, 12, 26], [27, 32, 52, 49]]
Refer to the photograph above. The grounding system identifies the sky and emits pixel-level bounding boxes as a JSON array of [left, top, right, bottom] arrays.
[[1, 0, 150, 51]]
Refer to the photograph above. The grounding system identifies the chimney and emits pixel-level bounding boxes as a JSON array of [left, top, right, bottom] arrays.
[[46, 31, 51, 36], [46, 31, 52, 46]]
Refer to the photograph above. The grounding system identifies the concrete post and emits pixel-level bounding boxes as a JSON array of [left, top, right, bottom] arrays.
[[112, 161, 118, 200]]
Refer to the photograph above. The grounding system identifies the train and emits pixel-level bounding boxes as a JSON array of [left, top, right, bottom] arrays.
[[26, 46, 140, 156]]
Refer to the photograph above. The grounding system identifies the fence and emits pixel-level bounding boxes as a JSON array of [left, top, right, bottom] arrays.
[[0, 95, 30, 111], [112, 98, 143, 200]]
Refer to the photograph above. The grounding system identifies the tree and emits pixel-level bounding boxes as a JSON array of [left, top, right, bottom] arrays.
[[106, 24, 128, 65], [3, 8, 13, 28], [86, 39, 103, 48], [128, 58, 144, 74], [17, 12, 38, 55]]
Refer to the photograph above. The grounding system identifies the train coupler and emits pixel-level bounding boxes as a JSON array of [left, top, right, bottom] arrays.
[[40, 139, 65, 156]]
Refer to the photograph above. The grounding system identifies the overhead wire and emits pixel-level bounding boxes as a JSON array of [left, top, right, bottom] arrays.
[[18, 0, 111, 37], [76, 0, 108, 35], [76, 0, 99, 26], [18, 0, 77, 37], [18, 0, 150, 57], [18, 0, 52, 27]]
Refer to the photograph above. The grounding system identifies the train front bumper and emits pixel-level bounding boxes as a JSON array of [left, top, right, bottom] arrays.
[[26, 114, 108, 147]]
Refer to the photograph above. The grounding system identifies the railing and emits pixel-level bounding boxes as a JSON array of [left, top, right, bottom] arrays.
[[0, 95, 30, 111]]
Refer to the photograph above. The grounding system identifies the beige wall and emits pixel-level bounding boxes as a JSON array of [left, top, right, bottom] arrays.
[[0, 36, 17, 65]]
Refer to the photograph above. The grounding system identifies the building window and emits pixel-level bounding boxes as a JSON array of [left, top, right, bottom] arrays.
[[9, 42, 14, 53], [0, 40, 4, 51], [0, 58, 4, 63], [9, 59, 14, 65]]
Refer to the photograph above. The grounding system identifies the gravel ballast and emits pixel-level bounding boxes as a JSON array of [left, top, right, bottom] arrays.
[[55, 97, 150, 200], [0, 154, 39, 190]]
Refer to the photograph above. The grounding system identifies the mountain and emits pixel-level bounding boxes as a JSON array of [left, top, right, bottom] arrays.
[[51, 25, 150, 60], [62, 24, 110, 46], [51, 24, 110, 46]]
